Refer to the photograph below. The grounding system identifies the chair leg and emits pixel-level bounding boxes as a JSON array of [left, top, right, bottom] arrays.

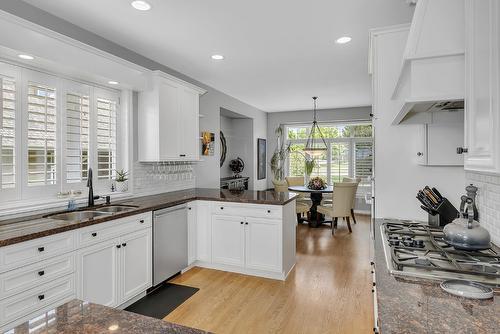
[[346, 216, 352, 233], [351, 209, 357, 224], [334, 217, 338, 229], [332, 217, 337, 235], [296, 213, 301, 223]]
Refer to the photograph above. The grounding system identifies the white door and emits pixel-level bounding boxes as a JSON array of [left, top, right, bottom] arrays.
[[245, 218, 282, 272], [120, 229, 152, 303], [211, 215, 245, 267], [76, 238, 119, 307], [187, 203, 197, 265], [179, 87, 199, 160], [196, 201, 211, 262], [464, 0, 500, 173], [158, 81, 180, 160]]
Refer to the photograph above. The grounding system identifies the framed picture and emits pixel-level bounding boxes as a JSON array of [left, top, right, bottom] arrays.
[[201, 131, 215, 156], [257, 138, 266, 180]]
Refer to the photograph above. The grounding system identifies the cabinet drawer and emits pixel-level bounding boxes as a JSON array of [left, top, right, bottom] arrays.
[[76, 213, 152, 248], [0, 253, 75, 300], [212, 203, 281, 219], [0, 232, 75, 273], [0, 274, 74, 326]]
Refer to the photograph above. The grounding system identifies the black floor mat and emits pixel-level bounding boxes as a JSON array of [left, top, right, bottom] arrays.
[[125, 283, 199, 319]]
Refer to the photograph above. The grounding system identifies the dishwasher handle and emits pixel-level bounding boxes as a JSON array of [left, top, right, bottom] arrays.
[[154, 204, 187, 217]]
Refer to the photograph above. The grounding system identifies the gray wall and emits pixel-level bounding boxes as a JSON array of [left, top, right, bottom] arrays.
[[0, 0, 268, 190], [267, 106, 372, 188]]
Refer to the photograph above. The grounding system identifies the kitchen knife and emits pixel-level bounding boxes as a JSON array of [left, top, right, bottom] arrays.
[[423, 188, 439, 206], [431, 187, 444, 202], [418, 191, 436, 209], [425, 186, 442, 203]]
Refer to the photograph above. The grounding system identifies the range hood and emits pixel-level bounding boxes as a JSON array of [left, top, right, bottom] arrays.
[[391, 0, 465, 125]]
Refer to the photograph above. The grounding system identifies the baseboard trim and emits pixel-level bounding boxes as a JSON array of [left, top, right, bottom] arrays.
[[192, 261, 287, 281]]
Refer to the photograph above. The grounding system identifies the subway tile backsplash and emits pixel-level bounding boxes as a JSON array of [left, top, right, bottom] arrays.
[[133, 161, 195, 195], [466, 172, 500, 246]]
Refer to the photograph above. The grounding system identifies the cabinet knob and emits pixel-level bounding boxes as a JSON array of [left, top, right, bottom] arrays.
[[267, 210, 271, 213], [416, 152, 423, 157], [116, 245, 121, 249], [220, 207, 224, 210], [179, 154, 186, 157], [38, 247, 45, 252], [38, 270, 45, 276], [240, 221, 244, 224], [91, 232, 97, 237], [139, 219, 145, 224], [245, 222, 249, 225], [122, 243, 127, 247], [38, 294, 45, 301], [456, 147, 468, 154]]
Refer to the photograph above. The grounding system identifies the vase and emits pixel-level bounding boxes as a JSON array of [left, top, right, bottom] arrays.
[[304, 174, 311, 186], [116, 181, 128, 192]]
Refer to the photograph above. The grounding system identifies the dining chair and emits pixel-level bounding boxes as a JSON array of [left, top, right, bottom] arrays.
[[286, 176, 311, 204], [316, 182, 357, 235], [273, 179, 289, 192], [295, 201, 310, 224], [342, 177, 361, 224]]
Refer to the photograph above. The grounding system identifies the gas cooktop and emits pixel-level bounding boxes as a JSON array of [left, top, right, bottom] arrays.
[[381, 220, 500, 287]]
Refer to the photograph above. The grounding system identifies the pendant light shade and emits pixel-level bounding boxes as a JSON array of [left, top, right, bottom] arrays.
[[303, 97, 327, 156]]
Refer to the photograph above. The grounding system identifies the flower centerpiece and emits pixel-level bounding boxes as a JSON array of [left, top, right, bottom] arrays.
[[307, 176, 327, 190]]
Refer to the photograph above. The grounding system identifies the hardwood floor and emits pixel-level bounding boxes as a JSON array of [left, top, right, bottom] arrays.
[[166, 215, 374, 333]]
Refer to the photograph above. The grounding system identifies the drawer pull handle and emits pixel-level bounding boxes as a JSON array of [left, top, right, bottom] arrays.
[[188, 207, 191, 210], [245, 222, 249, 225], [38, 247, 45, 252], [38, 270, 45, 276], [179, 154, 186, 157], [220, 207, 224, 210], [116, 245, 121, 249], [91, 232, 97, 237], [38, 294, 45, 301], [122, 243, 127, 247], [240, 222, 244, 225], [267, 210, 271, 213], [140, 220, 145, 224]]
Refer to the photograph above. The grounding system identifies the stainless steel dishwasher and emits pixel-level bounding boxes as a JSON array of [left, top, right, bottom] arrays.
[[153, 204, 188, 286]]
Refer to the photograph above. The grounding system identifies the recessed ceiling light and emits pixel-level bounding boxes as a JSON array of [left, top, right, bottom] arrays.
[[211, 54, 224, 60], [335, 36, 352, 44], [108, 325, 119, 331], [108, 81, 119, 85], [131, 1, 151, 11], [18, 54, 34, 60]]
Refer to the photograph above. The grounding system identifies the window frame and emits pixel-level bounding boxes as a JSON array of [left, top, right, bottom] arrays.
[[284, 122, 373, 187]]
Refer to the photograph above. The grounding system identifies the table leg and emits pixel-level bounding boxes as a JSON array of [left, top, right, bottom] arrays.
[[308, 192, 324, 228]]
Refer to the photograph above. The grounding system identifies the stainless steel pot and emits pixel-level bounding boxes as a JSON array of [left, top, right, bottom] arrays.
[[443, 197, 491, 251]]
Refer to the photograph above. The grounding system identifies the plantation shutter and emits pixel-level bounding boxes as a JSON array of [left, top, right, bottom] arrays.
[[66, 92, 89, 183], [354, 141, 373, 180], [27, 82, 57, 186], [0, 77, 15, 189], [96, 96, 117, 180]]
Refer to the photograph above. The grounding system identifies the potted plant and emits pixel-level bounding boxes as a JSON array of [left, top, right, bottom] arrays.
[[115, 169, 129, 192], [270, 126, 290, 191], [304, 158, 316, 185]]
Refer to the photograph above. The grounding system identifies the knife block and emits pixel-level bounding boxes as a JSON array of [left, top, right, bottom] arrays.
[[434, 198, 460, 226]]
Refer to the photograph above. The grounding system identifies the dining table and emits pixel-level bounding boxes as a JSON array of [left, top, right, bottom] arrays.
[[288, 185, 333, 228]]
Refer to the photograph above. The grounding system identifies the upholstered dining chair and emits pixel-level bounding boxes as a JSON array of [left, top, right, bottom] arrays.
[[295, 201, 310, 224], [316, 182, 358, 235], [285, 176, 311, 203], [342, 177, 361, 224], [273, 179, 289, 192]]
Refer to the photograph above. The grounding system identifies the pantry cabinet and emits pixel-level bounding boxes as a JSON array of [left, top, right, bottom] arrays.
[[138, 71, 206, 162], [463, 0, 500, 173]]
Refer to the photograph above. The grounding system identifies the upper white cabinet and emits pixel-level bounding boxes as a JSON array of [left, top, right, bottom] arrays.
[[391, 0, 465, 124], [138, 71, 206, 161], [463, 0, 500, 173]]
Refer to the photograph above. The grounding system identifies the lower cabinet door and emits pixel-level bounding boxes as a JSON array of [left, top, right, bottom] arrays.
[[196, 201, 211, 262], [187, 203, 197, 265], [245, 218, 282, 272], [211, 215, 245, 267], [120, 229, 152, 303], [76, 238, 119, 307]]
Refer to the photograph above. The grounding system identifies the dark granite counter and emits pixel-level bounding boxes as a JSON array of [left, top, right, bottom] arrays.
[[0, 188, 297, 247], [6, 299, 209, 334], [373, 219, 500, 334]]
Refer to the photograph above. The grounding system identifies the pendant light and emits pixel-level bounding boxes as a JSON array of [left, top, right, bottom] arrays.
[[303, 97, 327, 156]]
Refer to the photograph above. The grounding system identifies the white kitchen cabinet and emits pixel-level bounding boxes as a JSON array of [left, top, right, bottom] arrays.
[[77, 227, 152, 308], [245, 218, 281, 272], [187, 203, 197, 265], [463, 0, 500, 173], [138, 71, 206, 162], [120, 229, 152, 302], [211, 215, 246, 267], [77, 238, 120, 307], [196, 201, 212, 263]]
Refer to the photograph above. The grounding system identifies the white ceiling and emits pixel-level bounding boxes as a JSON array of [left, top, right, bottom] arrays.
[[23, 0, 414, 112]]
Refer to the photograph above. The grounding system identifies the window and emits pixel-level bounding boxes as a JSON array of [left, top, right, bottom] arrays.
[[65, 92, 89, 183], [27, 82, 57, 186], [0, 62, 123, 204], [1, 77, 15, 189], [285, 123, 373, 187], [96, 96, 117, 181]]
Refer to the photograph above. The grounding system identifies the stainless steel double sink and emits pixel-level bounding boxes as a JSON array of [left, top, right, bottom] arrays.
[[47, 205, 138, 222]]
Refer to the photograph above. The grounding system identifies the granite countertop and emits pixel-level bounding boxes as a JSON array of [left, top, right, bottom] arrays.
[[6, 299, 209, 334], [373, 219, 500, 334], [0, 188, 297, 247]]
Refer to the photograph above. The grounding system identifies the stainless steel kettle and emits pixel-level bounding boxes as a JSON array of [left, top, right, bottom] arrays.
[[443, 197, 491, 251]]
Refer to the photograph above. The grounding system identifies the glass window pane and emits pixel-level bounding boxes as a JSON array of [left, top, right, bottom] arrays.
[[288, 143, 305, 177], [331, 143, 349, 183]]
